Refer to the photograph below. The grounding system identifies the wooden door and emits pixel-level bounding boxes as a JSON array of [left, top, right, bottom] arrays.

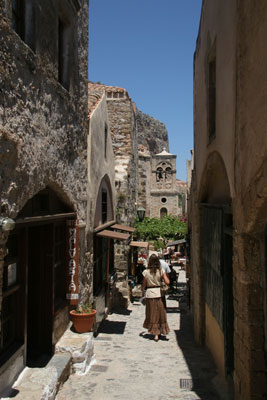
[[27, 224, 53, 364]]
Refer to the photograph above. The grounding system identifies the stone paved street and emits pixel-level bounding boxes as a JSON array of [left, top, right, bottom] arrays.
[[56, 270, 228, 400]]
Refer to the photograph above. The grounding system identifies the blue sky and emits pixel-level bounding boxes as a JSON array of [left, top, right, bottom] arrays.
[[89, 0, 202, 181]]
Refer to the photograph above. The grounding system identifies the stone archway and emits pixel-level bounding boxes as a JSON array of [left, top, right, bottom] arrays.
[[196, 152, 234, 381], [93, 174, 114, 229], [1, 186, 76, 374], [92, 175, 115, 328]]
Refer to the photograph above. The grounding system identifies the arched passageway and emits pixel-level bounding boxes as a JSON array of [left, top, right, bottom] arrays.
[[197, 152, 234, 382]]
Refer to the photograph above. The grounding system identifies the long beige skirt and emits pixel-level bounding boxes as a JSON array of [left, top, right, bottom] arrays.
[[143, 297, 170, 336]]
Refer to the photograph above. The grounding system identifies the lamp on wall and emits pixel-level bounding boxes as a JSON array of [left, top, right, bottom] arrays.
[[0, 217, 15, 232], [137, 207, 145, 222]]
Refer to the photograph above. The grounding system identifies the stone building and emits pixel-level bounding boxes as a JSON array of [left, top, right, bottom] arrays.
[[138, 148, 182, 219], [87, 82, 117, 328], [87, 82, 138, 307], [0, 0, 89, 391], [150, 149, 179, 218], [189, 1, 267, 398]]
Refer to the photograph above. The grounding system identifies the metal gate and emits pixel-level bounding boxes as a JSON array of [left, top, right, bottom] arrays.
[[202, 205, 234, 379], [203, 206, 224, 329]]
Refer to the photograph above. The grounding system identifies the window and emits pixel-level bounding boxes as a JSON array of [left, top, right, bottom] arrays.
[[101, 189, 108, 224], [165, 167, 172, 181], [58, 17, 71, 91], [106, 91, 125, 100], [208, 48, 216, 141], [12, 0, 35, 51], [161, 197, 167, 204], [156, 167, 163, 182]]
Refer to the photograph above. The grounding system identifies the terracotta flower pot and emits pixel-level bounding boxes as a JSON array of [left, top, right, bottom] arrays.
[[70, 309, 96, 333]]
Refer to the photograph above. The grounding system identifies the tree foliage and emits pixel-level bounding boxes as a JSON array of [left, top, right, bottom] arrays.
[[134, 215, 187, 249]]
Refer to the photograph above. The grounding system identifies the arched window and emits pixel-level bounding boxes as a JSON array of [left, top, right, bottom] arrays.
[[165, 167, 172, 181], [160, 207, 168, 218], [156, 167, 163, 182]]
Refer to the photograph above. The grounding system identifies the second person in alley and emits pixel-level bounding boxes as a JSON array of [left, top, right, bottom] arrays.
[[141, 254, 170, 341]]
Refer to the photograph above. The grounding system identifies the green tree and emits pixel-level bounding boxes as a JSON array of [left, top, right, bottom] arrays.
[[134, 215, 187, 250]]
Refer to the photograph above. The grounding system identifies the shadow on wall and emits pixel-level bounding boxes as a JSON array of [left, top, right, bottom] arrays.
[[175, 305, 230, 400]]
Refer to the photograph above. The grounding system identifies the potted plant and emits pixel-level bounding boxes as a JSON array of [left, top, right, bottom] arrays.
[[69, 302, 96, 333]]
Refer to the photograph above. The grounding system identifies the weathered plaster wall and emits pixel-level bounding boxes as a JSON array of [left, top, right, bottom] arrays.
[[87, 92, 115, 231], [205, 304, 225, 378], [87, 89, 115, 302], [191, 0, 236, 392], [191, 0, 267, 398], [233, 1, 267, 398], [192, 0, 236, 334], [194, 0, 236, 201]]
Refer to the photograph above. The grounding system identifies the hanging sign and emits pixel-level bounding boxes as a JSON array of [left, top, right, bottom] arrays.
[[66, 219, 79, 305]]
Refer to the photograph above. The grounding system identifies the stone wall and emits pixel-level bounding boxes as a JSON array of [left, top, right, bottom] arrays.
[[233, 1, 267, 397], [190, 0, 267, 398], [106, 89, 138, 226], [137, 152, 151, 210], [0, 0, 89, 386], [99, 87, 138, 305], [150, 193, 178, 219], [0, 0, 88, 222]]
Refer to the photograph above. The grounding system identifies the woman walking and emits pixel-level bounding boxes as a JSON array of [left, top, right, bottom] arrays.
[[141, 253, 170, 341]]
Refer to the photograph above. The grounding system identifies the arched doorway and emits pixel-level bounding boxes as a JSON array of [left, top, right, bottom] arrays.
[[93, 175, 114, 328], [160, 207, 168, 218], [198, 152, 234, 382], [1, 187, 75, 368]]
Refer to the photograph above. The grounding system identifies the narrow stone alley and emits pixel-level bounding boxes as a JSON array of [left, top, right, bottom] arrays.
[[56, 270, 228, 400]]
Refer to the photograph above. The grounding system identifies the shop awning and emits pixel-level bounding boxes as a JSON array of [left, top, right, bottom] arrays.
[[111, 223, 135, 233], [130, 241, 149, 248], [96, 230, 130, 240]]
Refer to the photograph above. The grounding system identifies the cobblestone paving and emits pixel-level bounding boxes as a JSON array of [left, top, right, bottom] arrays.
[[57, 271, 227, 400]]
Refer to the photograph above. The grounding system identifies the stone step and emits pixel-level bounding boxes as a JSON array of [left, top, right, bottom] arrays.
[[2, 353, 71, 400], [2, 328, 95, 400]]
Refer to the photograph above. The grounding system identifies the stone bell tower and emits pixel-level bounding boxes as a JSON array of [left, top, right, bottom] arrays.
[[150, 148, 179, 218]]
